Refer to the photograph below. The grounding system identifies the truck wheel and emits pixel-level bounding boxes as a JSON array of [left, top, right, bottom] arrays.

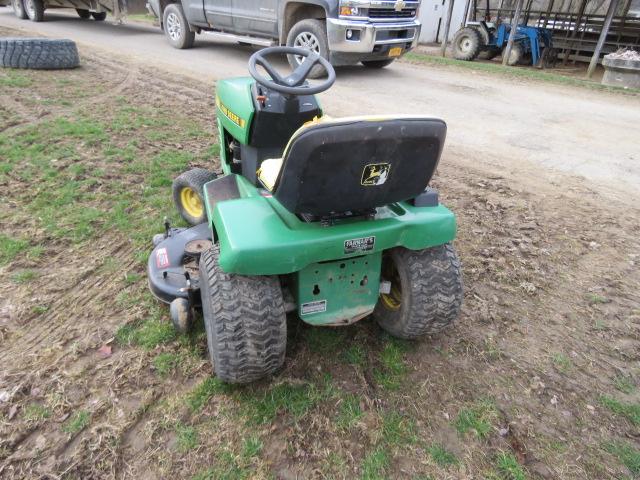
[[506, 43, 524, 66], [163, 3, 195, 49], [200, 245, 287, 384], [452, 27, 481, 61], [24, 0, 44, 22], [374, 244, 463, 339], [361, 59, 395, 69], [12, 0, 28, 19], [0, 39, 80, 69], [286, 19, 330, 79], [91, 11, 107, 21], [76, 8, 91, 19], [172, 168, 216, 226]]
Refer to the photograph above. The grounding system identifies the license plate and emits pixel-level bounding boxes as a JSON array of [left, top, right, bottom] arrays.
[[388, 47, 402, 57]]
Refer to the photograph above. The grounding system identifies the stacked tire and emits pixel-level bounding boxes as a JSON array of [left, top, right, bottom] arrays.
[[0, 38, 80, 69]]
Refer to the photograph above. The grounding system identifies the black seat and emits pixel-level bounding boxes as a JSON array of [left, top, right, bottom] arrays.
[[259, 116, 447, 217]]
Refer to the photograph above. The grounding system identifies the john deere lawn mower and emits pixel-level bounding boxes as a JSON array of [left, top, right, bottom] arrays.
[[147, 47, 463, 384]]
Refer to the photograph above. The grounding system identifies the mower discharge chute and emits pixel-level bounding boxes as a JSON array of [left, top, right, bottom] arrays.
[[147, 47, 463, 384]]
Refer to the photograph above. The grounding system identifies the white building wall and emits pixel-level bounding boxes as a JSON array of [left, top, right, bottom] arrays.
[[418, 0, 468, 43]]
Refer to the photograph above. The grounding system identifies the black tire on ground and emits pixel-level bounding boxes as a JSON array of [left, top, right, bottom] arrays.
[[0, 39, 80, 69], [12, 0, 28, 20], [286, 19, 330, 79], [162, 3, 195, 49], [506, 43, 524, 66], [91, 11, 107, 21], [76, 8, 91, 18], [452, 27, 481, 61], [172, 168, 216, 226], [373, 243, 463, 339], [24, 0, 44, 22], [199, 245, 287, 384], [478, 47, 502, 60], [361, 59, 395, 69]]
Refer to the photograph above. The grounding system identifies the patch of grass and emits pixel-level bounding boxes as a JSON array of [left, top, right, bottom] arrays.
[[241, 435, 263, 459], [31, 305, 49, 315], [599, 396, 640, 425], [306, 327, 345, 354], [63, 410, 90, 435], [373, 339, 409, 390], [343, 344, 366, 366], [153, 352, 181, 377], [552, 352, 572, 372], [381, 411, 417, 447], [614, 375, 636, 394], [604, 441, 640, 476], [588, 293, 609, 304], [495, 452, 526, 480], [241, 382, 321, 425], [192, 449, 255, 480], [360, 448, 389, 480], [115, 318, 176, 350], [124, 272, 143, 285], [336, 393, 363, 430], [11, 269, 36, 284], [454, 399, 497, 439], [0, 70, 32, 88], [428, 443, 459, 467], [175, 422, 199, 452], [187, 377, 228, 412], [22, 403, 51, 422], [0, 235, 29, 265], [404, 52, 640, 96]]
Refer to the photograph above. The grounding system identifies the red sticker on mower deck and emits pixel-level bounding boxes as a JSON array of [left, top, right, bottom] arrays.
[[156, 247, 170, 268]]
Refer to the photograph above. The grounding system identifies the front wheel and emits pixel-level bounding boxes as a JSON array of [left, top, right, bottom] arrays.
[[172, 168, 216, 226], [24, 0, 44, 22], [76, 8, 91, 18], [200, 245, 287, 384], [163, 3, 195, 49], [12, 0, 28, 19], [361, 59, 395, 69], [506, 43, 524, 66], [286, 19, 330, 79], [91, 11, 107, 21], [374, 244, 463, 339]]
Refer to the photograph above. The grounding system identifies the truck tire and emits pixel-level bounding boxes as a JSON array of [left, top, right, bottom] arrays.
[[91, 11, 107, 21], [452, 27, 481, 61], [172, 168, 216, 226], [374, 244, 463, 339], [24, 0, 44, 22], [286, 19, 330, 79], [163, 3, 195, 49], [12, 0, 28, 20], [199, 245, 287, 384], [0, 39, 80, 69], [506, 43, 524, 66], [361, 59, 395, 69], [76, 8, 91, 19]]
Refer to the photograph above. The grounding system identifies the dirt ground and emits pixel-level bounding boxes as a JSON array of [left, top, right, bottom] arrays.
[[1, 30, 639, 480]]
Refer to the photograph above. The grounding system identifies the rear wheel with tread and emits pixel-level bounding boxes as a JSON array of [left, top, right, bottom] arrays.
[[12, 0, 28, 19], [91, 11, 107, 21], [76, 8, 90, 18], [24, 0, 44, 22], [163, 3, 195, 49], [199, 245, 287, 384], [172, 168, 216, 226], [452, 27, 481, 61], [374, 244, 463, 339]]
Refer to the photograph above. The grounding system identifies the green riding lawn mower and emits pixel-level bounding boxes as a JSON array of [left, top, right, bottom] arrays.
[[147, 47, 464, 384]]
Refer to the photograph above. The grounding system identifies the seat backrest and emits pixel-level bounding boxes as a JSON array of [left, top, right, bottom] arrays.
[[271, 116, 447, 216]]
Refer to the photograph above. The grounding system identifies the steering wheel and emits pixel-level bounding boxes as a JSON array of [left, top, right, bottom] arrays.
[[248, 46, 336, 95]]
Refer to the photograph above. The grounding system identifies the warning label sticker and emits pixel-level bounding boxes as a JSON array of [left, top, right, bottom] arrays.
[[344, 236, 375, 254], [301, 300, 327, 315], [156, 247, 170, 268]]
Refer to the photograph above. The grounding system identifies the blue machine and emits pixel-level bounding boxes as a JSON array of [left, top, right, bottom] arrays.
[[492, 23, 554, 66]]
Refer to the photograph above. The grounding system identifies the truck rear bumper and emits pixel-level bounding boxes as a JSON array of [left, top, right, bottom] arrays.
[[326, 18, 420, 57]]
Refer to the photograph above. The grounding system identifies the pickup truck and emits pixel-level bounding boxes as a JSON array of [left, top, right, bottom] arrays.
[[147, 0, 422, 74]]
